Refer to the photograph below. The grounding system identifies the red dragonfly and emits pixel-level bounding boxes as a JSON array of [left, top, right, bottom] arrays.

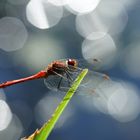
[[0, 59, 110, 94]]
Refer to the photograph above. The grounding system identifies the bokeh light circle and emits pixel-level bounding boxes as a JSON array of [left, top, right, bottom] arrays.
[[48, 0, 67, 6], [87, 79, 140, 122], [92, 79, 114, 114], [66, 0, 100, 14], [35, 92, 74, 129], [26, 0, 63, 29], [0, 100, 12, 131], [76, 11, 107, 40], [82, 34, 117, 69], [76, 0, 128, 39], [96, 0, 128, 35], [0, 17, 28, 52], [0, 114, 23, 140], [107, 82, 140, 122]]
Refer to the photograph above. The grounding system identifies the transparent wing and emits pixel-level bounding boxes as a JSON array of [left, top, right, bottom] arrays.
[[77, 70, 111, 97], [44, 66, 82, 92], [44, 64, 111, 98], [76, 58, 102, 71]]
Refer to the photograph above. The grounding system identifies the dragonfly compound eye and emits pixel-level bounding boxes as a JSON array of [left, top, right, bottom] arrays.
[[67, 59, 77, 67]]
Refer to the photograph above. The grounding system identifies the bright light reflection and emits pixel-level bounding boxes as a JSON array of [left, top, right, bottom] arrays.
[[0, 17, 28, 52], [35, 92, 73, 128], [26, 0, 63, 29], [0, 100, 12, 131], [76, 12, 107, 40], [48, 0, 67, 6], [82, 79, 140, 122], [92, 79, 114, 114], [96, 0, 128, 35], [108, 82, 140, 122], [66, 0, 100, 14], [0, 114, 23, 140], [76, 0, 128, 38], [76, 70, 112, 114], [82, 34, 117, 69]]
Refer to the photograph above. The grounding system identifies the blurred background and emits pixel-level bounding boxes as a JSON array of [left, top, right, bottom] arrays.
[[0, 0, 140, 139]]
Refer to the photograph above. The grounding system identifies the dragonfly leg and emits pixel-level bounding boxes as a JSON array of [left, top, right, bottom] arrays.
[[66, 72, 71, 87], [51, 70, 71, 82], [57, 77, 63, 89], [64, 69, 73, 81], [57, 69, 73, 88], [53, 66, 74, 82]]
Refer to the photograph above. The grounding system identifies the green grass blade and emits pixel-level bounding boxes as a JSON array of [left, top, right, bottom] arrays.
[[22, 69, 88, 140]]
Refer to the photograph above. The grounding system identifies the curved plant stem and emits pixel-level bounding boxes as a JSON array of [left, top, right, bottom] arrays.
[[22, 69, 88, 140]]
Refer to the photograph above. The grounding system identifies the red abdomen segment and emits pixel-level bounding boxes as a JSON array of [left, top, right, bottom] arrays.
[[0, 70, 47, 88]]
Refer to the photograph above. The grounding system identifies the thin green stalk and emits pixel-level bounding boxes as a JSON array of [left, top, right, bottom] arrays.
[[23, 69, 88, 140]]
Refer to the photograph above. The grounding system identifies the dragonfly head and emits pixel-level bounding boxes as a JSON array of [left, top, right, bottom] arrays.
[[67, 59, 77, 68]]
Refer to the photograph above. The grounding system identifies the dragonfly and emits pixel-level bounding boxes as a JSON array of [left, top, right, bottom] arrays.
[[0, 59, 110, 96]]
